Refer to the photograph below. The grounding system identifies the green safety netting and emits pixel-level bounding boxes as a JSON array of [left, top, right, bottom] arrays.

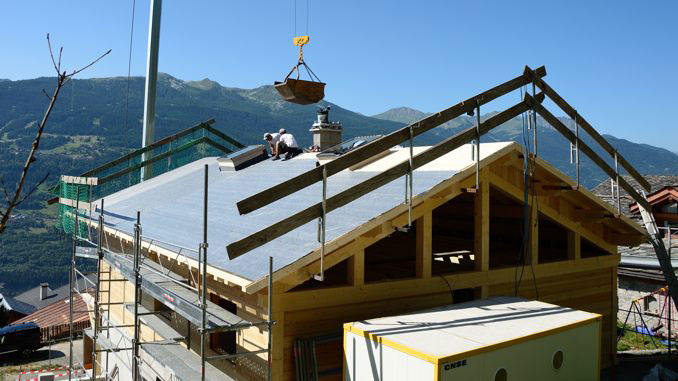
[[53, 181, 91, 238], [51, 120, 243, 235]]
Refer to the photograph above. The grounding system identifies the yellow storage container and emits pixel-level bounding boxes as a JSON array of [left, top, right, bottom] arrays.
[[343, 296, 601, 381]]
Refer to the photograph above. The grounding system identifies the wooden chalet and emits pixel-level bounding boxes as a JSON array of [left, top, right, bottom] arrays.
[[80, 141, 645, 380], [63, 66, 654, 380]]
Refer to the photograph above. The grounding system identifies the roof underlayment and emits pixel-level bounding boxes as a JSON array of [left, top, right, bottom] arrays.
[[89, 142, 513, 283]]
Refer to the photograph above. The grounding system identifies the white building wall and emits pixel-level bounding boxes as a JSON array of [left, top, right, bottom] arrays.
[[345, 323, 599, 381], [98, 321, 134, 381], [344, 331, 434, 381]]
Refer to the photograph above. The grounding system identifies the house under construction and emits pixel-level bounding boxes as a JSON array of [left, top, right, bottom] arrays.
[[54, 66, 662, 380]]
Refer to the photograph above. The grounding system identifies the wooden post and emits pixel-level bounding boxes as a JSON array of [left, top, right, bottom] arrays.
[[611, 265, 618, 366], [474, 170, 490, 273], [568, 231, 581, 260], [416, 212, 432, 279], [348, 248, 365, 286], [475, 171, 490, 298]]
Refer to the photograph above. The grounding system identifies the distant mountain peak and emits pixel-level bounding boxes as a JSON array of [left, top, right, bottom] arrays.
[[186, 78, 221, 90], [372, 106, 430, 125]]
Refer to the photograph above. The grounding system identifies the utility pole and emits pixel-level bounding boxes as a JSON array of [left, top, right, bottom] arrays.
[[141, 0, 162, 181]]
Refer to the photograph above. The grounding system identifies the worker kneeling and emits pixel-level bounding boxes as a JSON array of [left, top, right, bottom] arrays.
[[272, 129, 303, 161]]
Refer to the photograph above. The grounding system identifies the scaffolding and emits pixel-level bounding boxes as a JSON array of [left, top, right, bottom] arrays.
[[60, 165, 274, 381]]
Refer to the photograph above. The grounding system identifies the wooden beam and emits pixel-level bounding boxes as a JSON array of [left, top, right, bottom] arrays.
[[227, 99, 535, 259], [572, 209, 615, 222], [59, 198, 92, 210], [537, 184, 575, 196], [604, 231, 647, 247], [488, 172, 617, 254], [60, 175, 98, 185], [526, 66, 651, 192], [278, 240, 359, 291], [652, 213, 678, 222], [524, 93, 652, 212], [474, 170, 490, 272], [416, 212, 432, 278], [278, 253, 620, 311], [236, 67, 547, 215]]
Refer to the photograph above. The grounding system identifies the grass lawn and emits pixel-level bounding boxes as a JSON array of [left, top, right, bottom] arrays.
[[617, 320, 668, 351]]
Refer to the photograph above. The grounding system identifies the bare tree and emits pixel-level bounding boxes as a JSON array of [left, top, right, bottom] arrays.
[[0, 34, 110, 234]]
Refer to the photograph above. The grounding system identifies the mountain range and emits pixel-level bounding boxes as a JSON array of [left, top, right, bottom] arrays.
[[1, 74, 678, 296]]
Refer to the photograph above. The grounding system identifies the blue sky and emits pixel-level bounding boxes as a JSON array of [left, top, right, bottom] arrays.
[[2, 1, 677, 151]]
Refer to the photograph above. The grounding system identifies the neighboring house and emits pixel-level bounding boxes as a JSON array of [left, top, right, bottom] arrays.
[[0, 293, 36, 325], [629, 185, 678, 238], [76, 141, 646, 380], [13, 291, 92, 342], [13, 274, 97, 311], [592, 175, 678, 335]]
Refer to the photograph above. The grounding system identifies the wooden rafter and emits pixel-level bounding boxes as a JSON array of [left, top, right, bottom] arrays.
[[236, 66, 547, 216], [524, 93, 651, 212], [227, 97, 537, 259], [525, 66, 651, 192]]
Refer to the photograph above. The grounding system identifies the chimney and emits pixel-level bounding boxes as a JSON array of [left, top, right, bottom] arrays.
[[310, 106, 343, 151], [39, 283, 50, 300]]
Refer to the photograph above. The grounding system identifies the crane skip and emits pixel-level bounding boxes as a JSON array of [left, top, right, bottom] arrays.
[[274, 35, 326, 105]]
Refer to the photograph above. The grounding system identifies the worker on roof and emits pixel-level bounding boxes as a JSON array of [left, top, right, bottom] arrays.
[[273, 128, 303, 161], [264, 132, 281, 156]]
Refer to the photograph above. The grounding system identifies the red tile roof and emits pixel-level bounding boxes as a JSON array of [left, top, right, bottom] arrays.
[[13, 292, 91, 328]]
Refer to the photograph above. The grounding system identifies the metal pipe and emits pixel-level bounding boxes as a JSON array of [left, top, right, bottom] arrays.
[[532, 80, 538, 157], [475, 103, 480, 190], [575, 112, 580, 189], [141, 0, 163, 181], [105, 222, 112, 377], [267, 256, 273, 381], [206, 348, 270, 361], [200, 164, 208, 381], [317, 165, 327, 281], [408, 125, 414, 227], [132, 211, 141, 381], [615, 151, 621, 213], [92, 199, 104, 381], [619, 255, 678, 269], [69, 188, 80, 381]]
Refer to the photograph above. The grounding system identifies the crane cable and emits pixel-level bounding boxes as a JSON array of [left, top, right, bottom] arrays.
[[124, 0, 137, 151], [293, 0, 310, 38], [514, 85, 540, 299]]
